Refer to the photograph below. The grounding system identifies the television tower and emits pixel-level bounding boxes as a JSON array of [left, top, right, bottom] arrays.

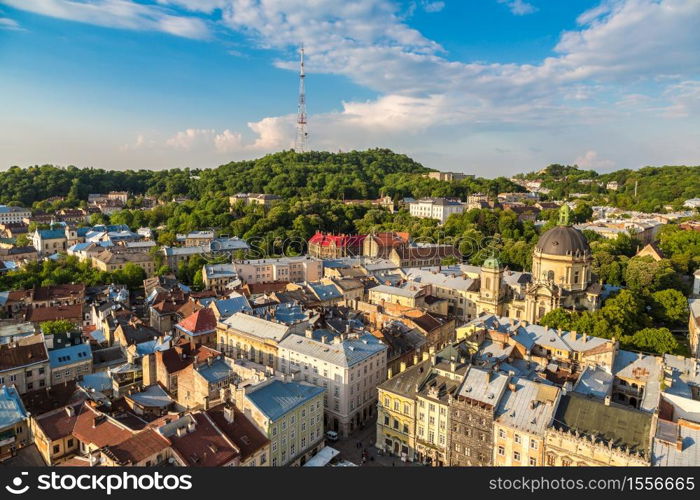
[[295, 44, 308, 152]]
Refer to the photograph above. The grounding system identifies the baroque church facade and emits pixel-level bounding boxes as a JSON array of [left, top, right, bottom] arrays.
[[474, 205, 604, 323]]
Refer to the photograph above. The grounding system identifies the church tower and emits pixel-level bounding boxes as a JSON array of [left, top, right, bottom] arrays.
[[477, 254, 504, 316]]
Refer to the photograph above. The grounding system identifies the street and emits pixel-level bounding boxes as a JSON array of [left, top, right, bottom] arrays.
[[331, 416, 422, 467]]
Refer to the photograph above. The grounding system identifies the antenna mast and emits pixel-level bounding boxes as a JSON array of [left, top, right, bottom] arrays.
[[295, 44, 308, 152]]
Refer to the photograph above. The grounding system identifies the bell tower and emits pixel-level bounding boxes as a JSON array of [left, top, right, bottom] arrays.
[[477, 254, 503, 316]]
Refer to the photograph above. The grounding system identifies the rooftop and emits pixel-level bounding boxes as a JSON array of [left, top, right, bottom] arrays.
[[247, 380, 325, 422]]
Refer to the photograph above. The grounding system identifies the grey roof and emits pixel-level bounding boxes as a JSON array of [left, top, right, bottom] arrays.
[[280, 333, 386, 368], [573, 365, 613, 399], [403, 268, 476, 292], [458, 367, 509, 407], [370, 284, 423, 299], [247, 380, 325, 421], [126, 384, 173, 408], [613, 350, 662, 412], [222, 312, 291, 342], [653, 421, 700, 466], [379, 359, 432, 398], [495, 378, 559, 435], [535, 225, 590, 256]]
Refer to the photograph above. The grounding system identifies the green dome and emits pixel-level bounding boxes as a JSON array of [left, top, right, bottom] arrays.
[[483, 255, 501, 270]]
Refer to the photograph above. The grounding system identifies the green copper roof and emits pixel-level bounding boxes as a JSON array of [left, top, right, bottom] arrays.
[[558, 204, 572, 226], [483, 255, 501, 270]]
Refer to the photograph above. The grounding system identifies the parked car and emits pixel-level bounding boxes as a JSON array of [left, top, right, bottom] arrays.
[[325, 430, 339, 442]]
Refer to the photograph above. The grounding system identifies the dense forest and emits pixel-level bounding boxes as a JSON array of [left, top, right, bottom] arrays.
[[1, 149, 520, 207]]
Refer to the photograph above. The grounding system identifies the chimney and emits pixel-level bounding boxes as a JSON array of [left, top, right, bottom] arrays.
[[224, 404, 235, 424], [187, 420, 196, 433], [176, 426, 187, 437], [65, 406, 75, 417], [677, 438, 684, 452], [387, 367, 393, 379], [305, 328, 314, 338], [400, 361, 407, 373], [413, 353, 419, 365], [604, 395, 611, 406], [422, 351, 429, 362]]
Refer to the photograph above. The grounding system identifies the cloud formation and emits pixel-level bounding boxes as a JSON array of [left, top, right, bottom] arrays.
[[0, 0, 210, 39], [4, 0, 700, 171]]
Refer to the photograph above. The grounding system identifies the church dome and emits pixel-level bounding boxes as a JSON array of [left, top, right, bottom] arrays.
[[535, 225, 590, 257]]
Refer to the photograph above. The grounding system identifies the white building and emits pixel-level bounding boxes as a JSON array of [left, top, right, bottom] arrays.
[[0, 205, 31, 225], [408, 198, 465, 224], [278, 332, 387, 437], [234, 256, 323, 285]]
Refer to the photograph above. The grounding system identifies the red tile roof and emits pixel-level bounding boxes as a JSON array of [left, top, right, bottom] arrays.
[[176, 307, 217, 335], [0, 336, 49, 371], [308, 232, 366, 248], [102, 428, 171, 465], [168, 413, 239, 467], [26, 303, 83, 323], [206, 404, 269, 462], [369, 232, 409, 248], [71, 404, 133, 448]]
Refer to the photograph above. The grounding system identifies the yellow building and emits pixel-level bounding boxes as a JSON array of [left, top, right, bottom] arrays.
[[376, 359, 432, 461], [217, 312, 292, 370], [493, 378, 560, 466], [235, 379, 325, 466], [92, 249, 155, 276]]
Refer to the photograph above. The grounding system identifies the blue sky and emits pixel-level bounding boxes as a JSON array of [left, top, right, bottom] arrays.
[[0, 0, 698, 175]]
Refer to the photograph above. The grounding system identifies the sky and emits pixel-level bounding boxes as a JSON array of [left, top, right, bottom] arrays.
[[0, 0, 699, 176]]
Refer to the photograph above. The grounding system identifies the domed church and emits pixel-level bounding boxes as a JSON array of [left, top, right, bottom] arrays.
[[476, 205, 604, 323]]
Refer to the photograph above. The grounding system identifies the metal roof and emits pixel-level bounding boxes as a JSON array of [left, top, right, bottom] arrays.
[[247, 380, 324, 422]]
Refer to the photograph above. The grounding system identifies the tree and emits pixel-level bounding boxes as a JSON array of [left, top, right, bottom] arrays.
[[624, 256, 682, 295], [539, 309, 573, 330], [650, 289, 689, 325], [40, 319, 75, 336], [623, 327, 679, 355], [112, 263, 146, 290]]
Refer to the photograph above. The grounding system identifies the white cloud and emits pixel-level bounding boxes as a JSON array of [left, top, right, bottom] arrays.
[[575, 150, 616, 169], [0, 0, 210, 39], [422, 1, 445, 13], [214, 129, 244, 152], [497, 0, 538, 16], [0, 16, 21, 30], [166, 128, 217, 150]]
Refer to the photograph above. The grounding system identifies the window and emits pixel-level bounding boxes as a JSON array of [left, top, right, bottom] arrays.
[[514, 434, 521, 444], [498, 429, 505, 439], [384, 415, 390, 426], [498, 446, 505, 456], [546, 455, 555, 466], [530, 440, 538, 450], [513, 451, 521, 462], [562, 458, 571, 467], [529, 457, 537, 466], [67, 439, 74, 448], [53, 445, 60, 454]]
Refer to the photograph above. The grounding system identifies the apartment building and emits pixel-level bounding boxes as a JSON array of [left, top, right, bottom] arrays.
[[235, 379, 325, 466], [217, 312, 293, 370], [0, 334, 50, 393], [234, 256, 323, 285], [278, 332, 387, 436]]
